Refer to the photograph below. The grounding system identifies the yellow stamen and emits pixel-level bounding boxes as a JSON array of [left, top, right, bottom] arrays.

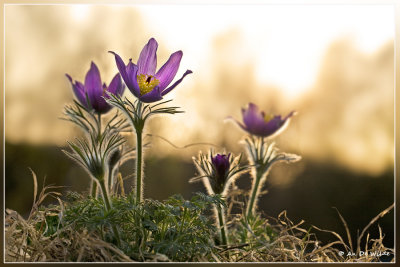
[[264, 114, 274, 123], [137, 74, 160, 96]]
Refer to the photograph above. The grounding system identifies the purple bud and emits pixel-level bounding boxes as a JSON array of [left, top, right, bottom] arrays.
[[211, 153, 231, 194]]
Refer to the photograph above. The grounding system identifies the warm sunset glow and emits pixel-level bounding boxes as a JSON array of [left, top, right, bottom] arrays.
[[137, 5, 393, 98], [4, 4, 394, 176], [70, 4, 90, 22]]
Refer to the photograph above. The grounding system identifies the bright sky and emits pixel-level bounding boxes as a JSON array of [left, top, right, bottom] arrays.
[[132, 5, 394, 98]]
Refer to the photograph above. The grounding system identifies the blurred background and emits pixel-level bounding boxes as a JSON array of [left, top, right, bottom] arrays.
[[5, 4, 394, 251]]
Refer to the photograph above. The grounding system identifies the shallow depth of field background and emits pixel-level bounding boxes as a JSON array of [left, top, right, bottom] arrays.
[[5, 5, 394, 250]]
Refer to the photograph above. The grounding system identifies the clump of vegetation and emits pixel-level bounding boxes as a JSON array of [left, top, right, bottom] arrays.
[[6, 182, 219, 262], [63, 191, 221, 261], [5, 175, 394, 262]]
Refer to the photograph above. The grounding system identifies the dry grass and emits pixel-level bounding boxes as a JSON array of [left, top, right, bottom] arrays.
[[5, 174, 132, 262], [4, 173, 394, 262], [216, 208, 394, 262]]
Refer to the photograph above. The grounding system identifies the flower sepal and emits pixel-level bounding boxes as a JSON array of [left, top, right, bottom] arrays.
[[243, 136, 301, 175], [190, 150, 248, 196], [104, 93, 183, 132], [63, 128, 126, 182], [62, 100, 131, 141]]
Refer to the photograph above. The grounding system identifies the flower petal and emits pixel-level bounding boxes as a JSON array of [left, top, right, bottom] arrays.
[[107, 73, 125, 97], [242, 103, 265, 131], [126, 60, 141, 98], [84, 62, 103, 107], [139, 86, 163, 103], [109, 51, 129, 83], [259, 116, 282, 136], [161, 69, 192, 96], [66, 74, 87, 108], [137, 38, 158, 75], [226, 116, 249, 132], [155, 50, 183, 90], [94, 85, 112, 114], [109, 51, 139, 96], [109, 51, 142, 98], [284, 110, 297, 120], [262, 111, 296, 138]]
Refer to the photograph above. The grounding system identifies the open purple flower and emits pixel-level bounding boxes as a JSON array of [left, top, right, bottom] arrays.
[[109, 38, 192, 103], [233, 103, 295, 138], [66, 62, 125, 114]]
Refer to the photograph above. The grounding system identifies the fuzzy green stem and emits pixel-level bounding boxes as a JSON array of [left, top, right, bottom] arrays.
[[91, 113, 102, 198], [108, 167, 113, 195], [99, 179, 121, 246], [246, 169, 263, 218], [135, 128, 143, 203], [91, 181, 98, 198], [99, 180, 111, 210], [217, 204, 228, 246]]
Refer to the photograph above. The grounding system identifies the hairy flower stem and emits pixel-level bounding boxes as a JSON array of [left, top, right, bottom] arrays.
[[91, 182, 98, 197], [217, 204, 228, 246], [246, 169, 262, 218], [135, 128, 143, 203], [98, 178, 121, 247], [108, 168, 113, 194], [99, 180, 112, 210], [90, 113, 102, 198]]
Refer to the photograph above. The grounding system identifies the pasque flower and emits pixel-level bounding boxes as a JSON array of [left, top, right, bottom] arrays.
[[191, 151, 246, 196], [191, 151, 246, 246], [66, 62, 125, 114], [109, 38, 192, 103], [233, 103, 295, 138], [211, 154, 231, 194]]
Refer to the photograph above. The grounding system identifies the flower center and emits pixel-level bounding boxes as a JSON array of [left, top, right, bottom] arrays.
[[137, 74, 160, 96], [264, 114, 274, 123]]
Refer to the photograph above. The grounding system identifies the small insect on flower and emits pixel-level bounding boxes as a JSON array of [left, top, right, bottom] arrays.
[[191, 150, 247, 196], [231, 102, 296, 138], [109, 38, 192, 103], [66, 62, 125, 114]]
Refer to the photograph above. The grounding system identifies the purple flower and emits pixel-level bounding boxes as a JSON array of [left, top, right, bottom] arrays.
[[212, 153, 230, 180], [233, 103, 295, 138], [211, 153, 231, 194], [109, 38, 192, 103], [66, 62, 125, 114], [191, 151, 246, 196]]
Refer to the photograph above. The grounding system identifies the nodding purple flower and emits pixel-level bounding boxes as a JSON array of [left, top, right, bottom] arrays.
[[211, 153, 231, 194], [109, 38, 192, 103], [66, 62, 125, 114], [233, 103, 295, 138]]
